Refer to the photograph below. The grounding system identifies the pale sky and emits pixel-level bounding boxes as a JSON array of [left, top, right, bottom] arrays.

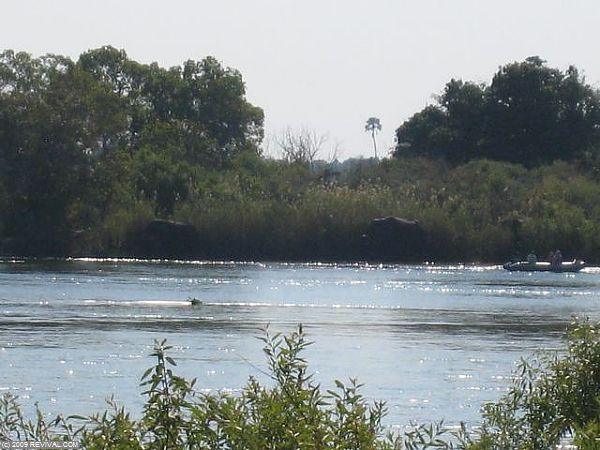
[[3, 0, 600, 159]]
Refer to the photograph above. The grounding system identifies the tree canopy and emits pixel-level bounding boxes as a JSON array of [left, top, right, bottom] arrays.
[[3, 49, 600, 261], [0, 47, 263, 254], [394, 57, 600, 166]]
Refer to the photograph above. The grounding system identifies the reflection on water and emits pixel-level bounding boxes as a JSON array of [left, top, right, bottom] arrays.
[[1, 258, 600, 426]]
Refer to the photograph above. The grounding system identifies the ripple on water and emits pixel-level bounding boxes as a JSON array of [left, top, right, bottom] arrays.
[[2, 260, 600, 427]]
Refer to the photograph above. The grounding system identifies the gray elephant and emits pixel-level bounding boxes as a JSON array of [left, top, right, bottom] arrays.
[[127, 219, 199, 258], [363, 217, 428, 261]]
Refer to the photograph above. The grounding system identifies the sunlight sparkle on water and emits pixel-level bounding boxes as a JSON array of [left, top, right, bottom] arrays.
[[2, 259, 600, 427]]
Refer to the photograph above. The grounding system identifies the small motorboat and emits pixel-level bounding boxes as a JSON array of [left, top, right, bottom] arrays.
[[503, 259, 586, 273]]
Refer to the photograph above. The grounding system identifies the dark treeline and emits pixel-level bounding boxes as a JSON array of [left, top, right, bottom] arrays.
[[0, 46, 263, 256], [2, 49, 600, 262], [395, 56, 600, 167]]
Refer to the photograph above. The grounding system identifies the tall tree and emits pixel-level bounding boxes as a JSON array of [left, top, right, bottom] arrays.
[[394, 57, 600, 167], [438, 79, 486, 163], [394, 106, 450, 159], [483, 56, 565, 165], [0, 51, 122, 253], [0, 48, 266, 255], [365, 117, 382, 158]]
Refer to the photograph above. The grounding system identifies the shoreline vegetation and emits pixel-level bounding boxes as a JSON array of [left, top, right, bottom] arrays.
[[4, 48, 600, 449], [2, 49, 600, 263], [2, 320, 600, 449]]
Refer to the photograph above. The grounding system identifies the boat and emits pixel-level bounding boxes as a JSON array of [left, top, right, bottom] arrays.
[[503, 259, 586, 273]]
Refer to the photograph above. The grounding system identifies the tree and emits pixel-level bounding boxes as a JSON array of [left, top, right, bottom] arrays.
[[394, 106, 450, 159], [137, 56, 265, 167], [0, 50, 129, 254], [438, 79, 486, 163], [275, 127, 328, 164], [365, 117, 382, 159], [132, 148, 189, 216], [0, 48, 266, 255], [393, 57, 600, 167], [483, 56, 566, 165]]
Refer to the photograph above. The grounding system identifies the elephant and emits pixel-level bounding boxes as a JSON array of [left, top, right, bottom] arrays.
[[363, 216, 428, 261], [127, 219, 199, 258]]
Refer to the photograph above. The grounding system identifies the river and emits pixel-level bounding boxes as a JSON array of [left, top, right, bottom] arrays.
[[1, 258, 599, 428]]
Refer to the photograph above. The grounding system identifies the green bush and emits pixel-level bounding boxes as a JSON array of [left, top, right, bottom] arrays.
[[1, 327, 397, 449], [11, 148, 600, 262], [463, 318, 600, 449], [4, 321, 600, 449]]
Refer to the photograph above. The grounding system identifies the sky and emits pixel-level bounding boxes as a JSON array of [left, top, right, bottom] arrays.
[[3, 0, 600, 160]]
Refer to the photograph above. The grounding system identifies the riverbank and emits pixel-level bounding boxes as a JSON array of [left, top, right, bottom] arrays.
[[3, 157, 599, 264], [3, 51, 600, 264]]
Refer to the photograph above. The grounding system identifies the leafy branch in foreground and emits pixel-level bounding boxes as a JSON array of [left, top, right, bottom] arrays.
[[0, 393, 76, 443], [3, 320, 600, 449], [50, 326, 397, 450], [471, 317, 600, 450]]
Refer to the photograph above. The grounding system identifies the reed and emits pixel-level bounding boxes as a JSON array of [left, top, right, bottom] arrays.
[[56, 156, 600, 262]]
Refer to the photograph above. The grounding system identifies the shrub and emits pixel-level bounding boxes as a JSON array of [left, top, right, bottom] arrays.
[[467, 318, 600, 449], [4, 320, 600, 449], [1, 327, 396, 449]]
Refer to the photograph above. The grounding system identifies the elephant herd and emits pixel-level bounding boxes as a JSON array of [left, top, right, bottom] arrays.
[[127, 216, 428, 262]]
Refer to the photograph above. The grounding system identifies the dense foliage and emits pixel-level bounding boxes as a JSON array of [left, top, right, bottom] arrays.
[[0, 47, 263, 255], [3, 320, 600, 449], [2, 50, 600, 262], [169, 156, 600, 263], [394, 57, 600, 167]]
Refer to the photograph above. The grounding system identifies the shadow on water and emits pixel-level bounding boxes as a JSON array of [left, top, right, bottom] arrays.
[[0, 257, 266, 275], [0, 317, 263, 332], [316, 312, 570, 339], [476, 279, 600, 289], [0, 305, 571, 347]]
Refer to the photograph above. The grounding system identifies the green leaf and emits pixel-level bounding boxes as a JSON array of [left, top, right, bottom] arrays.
[[165, 356, 177, 366]]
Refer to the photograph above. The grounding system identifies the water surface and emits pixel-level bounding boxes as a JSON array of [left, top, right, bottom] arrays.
[[1, 258, 599, 427]]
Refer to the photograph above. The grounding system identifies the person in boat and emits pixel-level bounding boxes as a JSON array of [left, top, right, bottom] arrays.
[[527, 251, 537, 265], [551, 249, 563, 268]]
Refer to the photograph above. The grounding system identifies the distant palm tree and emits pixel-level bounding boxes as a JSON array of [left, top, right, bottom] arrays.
[[365, 117, 382, 159]]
